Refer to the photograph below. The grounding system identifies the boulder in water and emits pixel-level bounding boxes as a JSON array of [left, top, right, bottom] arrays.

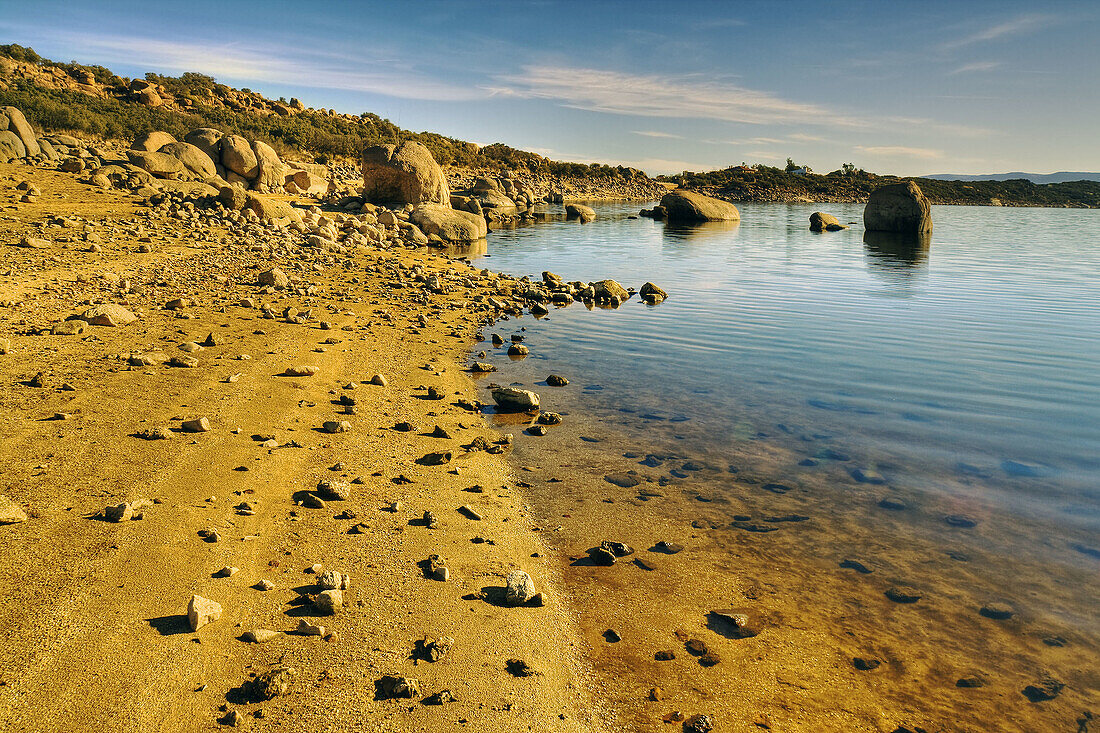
[[659, 190, 740, 222], [810, 212, 848, 231], [864, 181, 932, 234]]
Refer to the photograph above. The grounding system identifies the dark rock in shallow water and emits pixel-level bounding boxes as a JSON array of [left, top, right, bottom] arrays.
[[708, 609, 760, 639], [885, 585, 922, 603], [545, 374, 569, 387], [1022, 675, 1063, 702], [955, 672, 989, 688], [600, 540, 634, 557], [1001, 459, 1049, 477], [840, 559, 873, 574], [878, 496, 907, 511], [979, 602, 1015, 620], [653, 541, 684, 554], [864, 180, 933, 234], [945, 514, 978, 528], [852, 657, 880, 671], [604, 473, 640, 488], [850, 467, 886, 484]]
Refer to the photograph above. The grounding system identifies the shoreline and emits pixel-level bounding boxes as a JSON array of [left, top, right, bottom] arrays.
[[0, 160, 612, 732]]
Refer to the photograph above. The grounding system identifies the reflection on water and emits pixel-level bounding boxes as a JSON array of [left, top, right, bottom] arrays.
[[863, 230, 932, 268], [662, 218, 742, 242], [441, 238, 487, 259]]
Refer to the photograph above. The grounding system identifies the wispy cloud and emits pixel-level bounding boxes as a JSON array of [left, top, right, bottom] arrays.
[[855, 145, 944, 159], [0, 27, 486, 102], [949, 60, 1002, 75], [491, 65, 867, 128], [631, 130, 684, 139], [942, 13, 1055, 50]]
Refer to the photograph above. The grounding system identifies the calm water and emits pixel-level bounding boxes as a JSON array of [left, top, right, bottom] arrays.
[[467, 202, 1100, 540]]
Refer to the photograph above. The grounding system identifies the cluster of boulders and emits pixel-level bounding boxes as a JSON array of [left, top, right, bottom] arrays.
[[125, 128, 330, 196], [0, 105, 63, 163], [450, 174, 543, 223]]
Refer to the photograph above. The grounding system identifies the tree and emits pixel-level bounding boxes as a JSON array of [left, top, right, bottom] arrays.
[[841, 162, 857, 175]]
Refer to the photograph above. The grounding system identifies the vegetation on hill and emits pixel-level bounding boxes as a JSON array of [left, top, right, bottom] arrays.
[[0, 44, 649, 183], [661, 164, 1100, 208]]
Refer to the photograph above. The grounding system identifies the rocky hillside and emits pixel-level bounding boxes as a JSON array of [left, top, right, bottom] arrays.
[[0, 43, 663, 200], [663, 164, 1100, 208]]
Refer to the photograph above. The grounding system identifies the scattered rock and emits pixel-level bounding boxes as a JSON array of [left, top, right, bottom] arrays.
[[181, 417, 211, 433], [314, 589, 343, 615], [1022, 675, 1064, 702], [546, 374, 569, 387], [187, 595, 222, 631], [295, 619, 325, 636], [504, 570, 537, 606], [243, 629, 281, 643], [491, 387, 539, 412], [809, 212, 848, 231], [249, 667, 296, 699], [375, 674, 421, 699], [885, 585, 922, 604], [283, 365, 318, 377], [0, 495, 28, 525], [322, 420, 352, 434], [78, 303, 137, 327], [979, 602, 1015, 620]]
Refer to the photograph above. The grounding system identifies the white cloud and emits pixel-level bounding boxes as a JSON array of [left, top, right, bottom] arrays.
[[949, 61, 1002, 75], [942, 14, 1055, 49], [491, 65, 868, 128], [0, 27, 485, 102], [855, 145, 944, 159], [631, 130, 684, 139]]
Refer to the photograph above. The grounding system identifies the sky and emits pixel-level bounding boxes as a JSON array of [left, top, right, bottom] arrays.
[[2, 0, 1096, 176]]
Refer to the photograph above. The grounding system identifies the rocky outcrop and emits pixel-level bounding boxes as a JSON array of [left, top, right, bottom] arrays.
[[864, 181, 932, 234], [252, 140, 289, 193], [659, 190, 740, 222], [809, 212, 847, 231], [183, 128, 222, 164], [126, 150, 185, 179], [158, 142, 217, 179], [2, 106, 40, 157], [0, 129, 26, 162], [220, 135, 259, 180], [410, 203, 487, 242], [130, 131, 176, 152], [362, 142, 449, 207]]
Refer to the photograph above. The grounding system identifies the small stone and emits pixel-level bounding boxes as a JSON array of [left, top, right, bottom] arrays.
[[956, 672, 989, 688], [979, 602, 1015, 620], [885, 585, 922, 604], [375, 675, 421, 699], [505, 659, 533, 677], [603, 629, 621, 643], [220, 710, 243, 727], [423, 511, 438, 528], [369, 373, 388, 386], [853, 657, 881, 671], [314, 589, 343, 615], [0, 495, 28, 525], [214, 566, 238, 578], [654, 541, 684, 554], [546, 374, 569, 387], [423, 690, 455, 705], [181, 417, 211, 433], [426, 554, 449, 581], [249, 667, 296, 699], [504, 570, 537, 606], [254, 579, 275, 591], [301, 493, 326, 509], [458, 505, 482, 521], [655, 650, 676, 661], [685, 714, 715, 733], [323, 420, 351, 434], [649, 687, 664, 701], [187, 595, 222, 631], [1022, 675, 1064, 702], [507, 344, 529, 357], [418, 636, 454, 662], [295, 619, 325, 636], [318, 569, 350, 590], [878, 496, 907, 510], [283, 365, 318, 377], [104, 502, 133, 522], [243, 629, 281, 643]]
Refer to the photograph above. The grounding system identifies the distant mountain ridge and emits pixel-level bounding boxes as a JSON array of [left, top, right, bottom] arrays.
[[925, 172, 1100, 184]]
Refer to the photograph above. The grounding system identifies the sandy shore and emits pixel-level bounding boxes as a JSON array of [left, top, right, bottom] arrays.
[[0, 162, 611, 732]]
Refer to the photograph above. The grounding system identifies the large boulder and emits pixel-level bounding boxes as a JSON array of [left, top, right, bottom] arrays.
[[221, 135, 259, 179], [218, 185, 248, 211], [252, 140, 289, 192], [472, 188, 518, 216], [244, 192, 302, 224], [409, 203, 487, 242], [77, 303, 138, 327], [362, 141, 449, 207], [566, 204, 596, 223], [290, 169, 329, 195], [0, 130, 26, 162], [809, 212, 847, 232], [127, 150, 185, 179], [864, 181, 932, 234], [130, 131, 177, 152], [158, 142, 217, 179], [2, 107, 40, 157], [659, 190, 740, 222], [183, 128, 222, 165]]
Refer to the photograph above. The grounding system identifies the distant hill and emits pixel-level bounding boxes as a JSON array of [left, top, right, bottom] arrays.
[[925, 172, 1100, 184]]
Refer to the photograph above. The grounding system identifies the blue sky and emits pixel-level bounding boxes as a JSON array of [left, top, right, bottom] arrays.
[[2, 0, 1096, 175]]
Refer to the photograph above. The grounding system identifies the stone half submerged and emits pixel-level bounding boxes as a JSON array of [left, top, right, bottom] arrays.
[[658, 189, 740, 222]]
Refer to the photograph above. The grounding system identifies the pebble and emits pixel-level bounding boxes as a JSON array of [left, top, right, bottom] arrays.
[[375, 675, 420, 699], [369, 373, 388, 386], [546, 374, 569, 386], [295, 619, 325, 636], [187, 595, 222, 631], [322, 420, 352, 434], [214, 566, 238, 578], [504, 570, 537, 606], [458, 505, 482, 521], [254, 579, 275, 591], [243, 629, 281, 643], [1022, 675, 1064, 702], [979, 602, 1015, 620], [314, 589, 343, 615], [318, 569, 350, 590], [0, 495, 28, 525], [283, 365, 318, 377], [181, 417, 211, 433], [885, 585, 922, 604], [249, 667, 296, 699]]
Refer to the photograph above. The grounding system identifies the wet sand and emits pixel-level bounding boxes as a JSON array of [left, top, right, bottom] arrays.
[[477, 311, 1099, 732]]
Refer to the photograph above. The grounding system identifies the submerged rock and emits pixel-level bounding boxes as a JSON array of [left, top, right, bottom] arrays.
[[659, 190, 740, 222], [864, 181, 932, 234]]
